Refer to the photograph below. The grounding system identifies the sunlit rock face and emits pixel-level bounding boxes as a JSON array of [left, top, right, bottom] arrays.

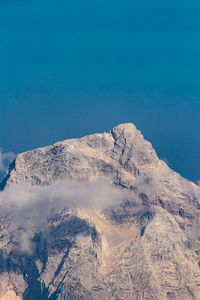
[[3, 123, 159, 188], [1, 123, 200, 300]]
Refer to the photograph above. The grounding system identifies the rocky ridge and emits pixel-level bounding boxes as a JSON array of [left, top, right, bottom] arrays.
[[0, 123, 200, 299]]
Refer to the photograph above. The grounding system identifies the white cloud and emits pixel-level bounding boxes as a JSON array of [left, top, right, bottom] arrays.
[[0, 170, 160, 253], [0, 179, 128, 253]]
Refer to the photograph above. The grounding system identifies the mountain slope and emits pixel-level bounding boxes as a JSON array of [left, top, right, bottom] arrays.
[[1, 123, 200, 300]]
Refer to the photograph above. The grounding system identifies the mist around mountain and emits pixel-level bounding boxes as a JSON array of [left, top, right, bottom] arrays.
[[0, 123, 200, 300]]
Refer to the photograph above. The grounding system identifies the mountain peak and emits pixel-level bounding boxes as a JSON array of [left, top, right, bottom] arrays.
[[111, 122, 137, 131], [1, 124, 200, 299], [2, 123, 158, 188]]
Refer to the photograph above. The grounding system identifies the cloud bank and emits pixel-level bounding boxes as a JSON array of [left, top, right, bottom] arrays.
[[0, 170, 161, 253], [0, 179, 127, 252]]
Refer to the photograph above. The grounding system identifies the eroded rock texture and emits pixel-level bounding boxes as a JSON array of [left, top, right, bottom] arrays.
[[1, 123, 200, 300]]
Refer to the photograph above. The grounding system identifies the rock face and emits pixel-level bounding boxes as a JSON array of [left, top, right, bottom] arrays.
[[1, 123, 200, 300]]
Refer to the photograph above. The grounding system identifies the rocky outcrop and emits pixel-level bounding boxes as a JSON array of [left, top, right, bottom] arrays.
[[1, 123, 200, 299]]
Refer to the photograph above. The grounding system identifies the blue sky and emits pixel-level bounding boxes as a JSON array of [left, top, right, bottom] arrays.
[[0, 0, 200, 181]]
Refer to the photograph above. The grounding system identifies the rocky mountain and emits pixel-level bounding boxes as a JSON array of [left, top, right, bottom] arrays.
[[1, 123, 200, 300]]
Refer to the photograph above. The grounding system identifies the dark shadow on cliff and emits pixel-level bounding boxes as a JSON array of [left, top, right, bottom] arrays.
[[0, 159, 16, 191], [0, 213, 97, 300]]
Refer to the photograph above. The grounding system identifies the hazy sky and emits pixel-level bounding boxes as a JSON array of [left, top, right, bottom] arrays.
[[0, 0, 200, 182]]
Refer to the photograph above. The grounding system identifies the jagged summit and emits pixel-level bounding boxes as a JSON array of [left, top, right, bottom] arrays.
[[111, 122, 138, 134], [2, 122, 159, 188], [1, 124, 200, 300]]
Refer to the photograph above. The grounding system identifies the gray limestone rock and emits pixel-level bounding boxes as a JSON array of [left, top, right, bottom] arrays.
[[1, 123, 200, 300]]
